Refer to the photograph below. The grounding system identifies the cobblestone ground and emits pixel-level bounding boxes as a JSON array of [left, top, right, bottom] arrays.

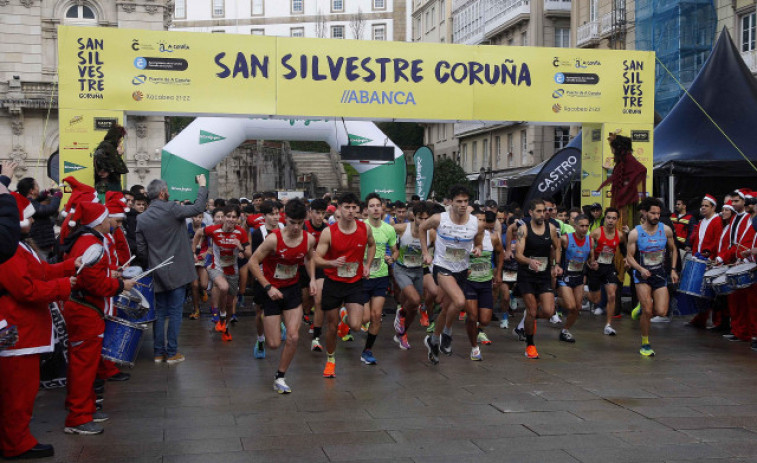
[[29, 305, 757, 463]]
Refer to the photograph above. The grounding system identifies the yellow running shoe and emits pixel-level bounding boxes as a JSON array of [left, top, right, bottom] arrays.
[[631, 303, 642, 320]]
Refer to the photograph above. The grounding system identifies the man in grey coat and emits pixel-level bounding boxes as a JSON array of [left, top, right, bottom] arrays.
[[137, 175, 208, 364]]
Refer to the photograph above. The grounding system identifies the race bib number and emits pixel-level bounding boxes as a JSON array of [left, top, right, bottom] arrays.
[[445, 247, 467, 262], [503, 270, 518, 282], [338, 262, 359, 278], [404, 254, 422, 268], [567, 260, 585, 273], [642, 250, 664, 267], [470, 262, 491, 278], [369, 258, 382, 273], [274, 263, 298, 280], [532, 257, 548, 272], [219, 254, 235, 267], [598, 251, 614, 265]]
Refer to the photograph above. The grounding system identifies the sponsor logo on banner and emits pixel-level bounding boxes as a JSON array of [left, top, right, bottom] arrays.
[[552, 103, 561, 113], [132, 91, 144, 101], [348, 134, 372, 145], [592, 191, 601, 197], [64, 161, 87, 173], [63, 142, 89, 150], [591, 129, 602, 141], [94, 118, 118, 130], [340, 90, 416, 105], [582, 189, 590, 197], [556, 73, 600, 85], [134, 57, 189, 71], [199, 130, 225, 144], [582, 170, 590, 179], [631, 130, 650, 142], [552, 89, 564, 98]]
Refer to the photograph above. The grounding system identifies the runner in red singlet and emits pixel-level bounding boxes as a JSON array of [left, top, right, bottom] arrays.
[[249, 199, 316, 394], [587, 207, 625, 336]]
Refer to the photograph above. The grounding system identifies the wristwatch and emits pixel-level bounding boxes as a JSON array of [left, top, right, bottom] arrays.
[[263, 284, 272, 292]]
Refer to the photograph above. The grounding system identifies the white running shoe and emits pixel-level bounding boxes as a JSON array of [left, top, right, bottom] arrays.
[[549, 314, 562, 325], [650, 316, 670, 323], [592, 307, 605, 316], [499, 318, 509, 329], [604, 325, 617, 336], [273, 377, 292, 394]]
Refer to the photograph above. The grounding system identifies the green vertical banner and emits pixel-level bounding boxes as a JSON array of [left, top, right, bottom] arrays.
[[161, 149, 210, 201], [413, 146, 434, 200], [360, 155, 407, 202]]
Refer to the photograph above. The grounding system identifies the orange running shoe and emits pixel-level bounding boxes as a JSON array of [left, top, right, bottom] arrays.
[[419, 310, 430, 327], [337, 321, 349, 339], [323, 360, 336, 378], [222, 329, 232, 342], [201, 291, 208, 303], [215, 320, 226, 332], [188, 310, 200, 320], [524, 345, 539, 359], [339, 307, 348, 324], [458, 310, 466, 321]]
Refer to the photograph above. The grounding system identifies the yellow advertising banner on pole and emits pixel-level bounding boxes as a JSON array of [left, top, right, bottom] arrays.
[[58, 26, 655, 124], [580, 123, 605, 208], [59, 108, 123, 194]]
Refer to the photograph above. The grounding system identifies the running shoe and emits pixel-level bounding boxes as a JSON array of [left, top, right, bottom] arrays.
[[308, 323, 314, 335], [222, 329, 232, 342], [273, 377, 292, 394], [341, 333, 354, 342], [337, 321, 350, 339], [201, 290, 208, 302], [166, 353, 185, 365], [230, 314, 239, 324], [426, 321, 436, 334], [440, 333, 453, 355], [303, 314, 311, 324], [361, 323, 369, 332], [154, 355, 165, 363], [188, 310, 200, 320], [419, 308, 430, 327], [751, 340, 757, 351], [393, 333, 411, 350], [524, 345, 539, 359], [311, 338, 323, 352], [323, 360, 336, 378], [613, 313, 623, 319], [254, 340, 266, 359], [499, 313, 509, 329], [723, 334, 742, 341], [631, 303, 641, 320], [281, 322, 287, 341], [424, 335, 439, 364], [477, 331, 492, 345], [581, 300, 591, 311], [92, 411, 109, 423], [360, 350, 377, 365], [650, 316, 670, 323], [592, 307, 605, 316], [339, 307, 348, 324], [513, 327, 526, 342], [604, 325, 617, 336], [394, 309, 406, 335], [549, 313, 562, 325], [458, 310, 466, 321], [64, 421, 104, 435], [559, 331, 575, 343], [211, 309, 220, 323], [214, 320, 226, 332], [470, 346, 483, 361], [639, 344, 655, 357]]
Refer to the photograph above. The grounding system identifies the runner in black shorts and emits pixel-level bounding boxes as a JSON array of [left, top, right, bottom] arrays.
[[587, 207, 625, 336], [556, 215, 593, 343], [515, 199, 563, 359]]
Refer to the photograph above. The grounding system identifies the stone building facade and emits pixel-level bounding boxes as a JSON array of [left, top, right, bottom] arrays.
[[0, 0, 171, 189]]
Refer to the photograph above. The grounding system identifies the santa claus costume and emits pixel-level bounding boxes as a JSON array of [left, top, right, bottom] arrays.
[[0, 192, 76, 459], [687, 194, 724, 328]]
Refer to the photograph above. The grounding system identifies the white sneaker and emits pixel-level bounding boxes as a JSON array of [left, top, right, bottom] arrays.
[[604, 325, 616, 336], [582, 301, 591, 311], [650, 316, 670, 323], [549, 314, 562, 325], [592, 307, 605, 316], [273, 377, 292, 394], [499, 318, 509, 329]]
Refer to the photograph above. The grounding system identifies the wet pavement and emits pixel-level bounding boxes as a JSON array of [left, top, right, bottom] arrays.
[[29, 307, 757, 463]]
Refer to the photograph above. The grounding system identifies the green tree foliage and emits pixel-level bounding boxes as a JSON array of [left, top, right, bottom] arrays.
[[431, 158, 468, 200]]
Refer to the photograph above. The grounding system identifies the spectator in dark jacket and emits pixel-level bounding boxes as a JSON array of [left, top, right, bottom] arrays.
[[0, 162, 20, 264], [17, 177, 61, 262]]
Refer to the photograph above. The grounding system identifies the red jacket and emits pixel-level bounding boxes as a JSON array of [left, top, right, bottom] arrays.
[[64, 232, 123, 341], [719, 213, 757, 264], [689, 215, 723, 258], [0, 243, 75, 355], [112, 226, 131, 266]]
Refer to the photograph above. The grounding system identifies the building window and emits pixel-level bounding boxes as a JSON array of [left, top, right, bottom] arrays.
[[414, 17, 422, 39], [372, 24, 386, 41], [440, 0, 445, 21], [65, 4, 96, 21], [251, 28, 264, 35], [472, 141, 478, 169], [521, 31, 528, 46], [742, 12, 756, 52], [332, 0, 343, 12], [590, 0, 598, 21], [174, 0, 186, 19], [521, 129, 528, 164], [291, 27, 304, 37], [554, 127, 570, 150], [432, 6, 436, 25], [507, 133, 514, 166], [251, 0, 264, 16], [373, 0, 385, 10], [495, 136, 501, 166], [292, 0, 304, 14], [555, 27, 570, 48], [461, 143, 468, 169], [331, 25, 345, 39], [212, 0, 224, 17], [425, 10, 431, 30], [482, 139, 489, 168]]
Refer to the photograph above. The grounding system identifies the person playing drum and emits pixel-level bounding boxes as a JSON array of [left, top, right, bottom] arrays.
[[587, 207, 625, 336], [686, 194, 724, 328], [61, 202, 136, 435]]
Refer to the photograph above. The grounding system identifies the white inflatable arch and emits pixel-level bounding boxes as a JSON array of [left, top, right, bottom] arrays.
[[161, 117, 407, 201]]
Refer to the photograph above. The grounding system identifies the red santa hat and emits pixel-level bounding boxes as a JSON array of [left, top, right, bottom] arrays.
[[11, 192, 35, 228], [61, 176, 99, 218], [723, 200, 735, 212], [105, 191, 130, 218], [69, 201, 109, 229], [744, 189, 755, 199], [703, 194, 717, 207], [734, 189, 748, 200]]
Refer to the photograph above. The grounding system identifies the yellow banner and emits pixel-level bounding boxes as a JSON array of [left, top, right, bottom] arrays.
[[580, 123, 605, 208], [58, 26, 655, 124], [59, 108, 123, 195]]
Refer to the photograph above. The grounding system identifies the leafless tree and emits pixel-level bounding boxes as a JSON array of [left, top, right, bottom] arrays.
[[349, 8, 366, 40]]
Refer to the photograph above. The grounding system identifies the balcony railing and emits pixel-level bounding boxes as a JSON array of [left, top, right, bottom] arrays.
[[576, 20, 599, 47], [741, 49, 757, 75], [483, 0, 530, 38], [600, 10, 626, 37], [453, 0, 532, 44], [544, 0, 571, 15]]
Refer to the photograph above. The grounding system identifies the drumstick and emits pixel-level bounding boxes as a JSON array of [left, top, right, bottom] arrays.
[[117, 256, 136, 271]]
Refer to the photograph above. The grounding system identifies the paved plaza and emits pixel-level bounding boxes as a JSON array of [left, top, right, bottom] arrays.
[[29, 309, 757, 463]]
